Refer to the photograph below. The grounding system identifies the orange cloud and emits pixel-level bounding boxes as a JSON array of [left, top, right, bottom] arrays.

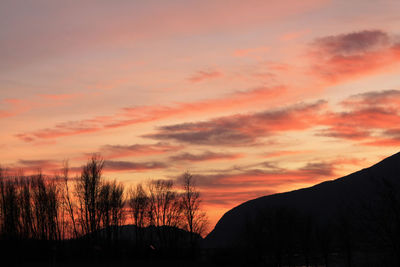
[[280, 29, 310, 41], [360, 128, 400, 147], [263, 150, 313, 158], [0, 98, 30, 119], [363, 138, 400, 147], [318, 90, 400, 146]]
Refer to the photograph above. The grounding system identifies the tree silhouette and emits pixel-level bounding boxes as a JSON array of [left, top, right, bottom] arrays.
[[0, 157, 212, 264], [180, 172, 208, 244], [128, 183, 149, 246], [75, 155, 104, 237], [60, 161, 78, 238]]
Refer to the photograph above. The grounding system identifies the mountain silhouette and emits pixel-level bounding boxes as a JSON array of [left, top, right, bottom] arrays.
[[205, 151, 400, 248]]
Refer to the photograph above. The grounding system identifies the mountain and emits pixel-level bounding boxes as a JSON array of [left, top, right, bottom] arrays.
[[205, 151, 400, 248]]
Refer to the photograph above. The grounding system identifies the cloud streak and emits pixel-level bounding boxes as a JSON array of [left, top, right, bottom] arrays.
[[188, 70, 223, 83], [104, 160, 167, 172], [145, 100, 327, 145], [16, 85, 284, 142], [170, 151, 242, 162], [95, 142, 180, 159], [318, 90, 400, 145]]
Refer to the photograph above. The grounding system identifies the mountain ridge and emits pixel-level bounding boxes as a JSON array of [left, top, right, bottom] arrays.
[[205, 151, 400, 248]]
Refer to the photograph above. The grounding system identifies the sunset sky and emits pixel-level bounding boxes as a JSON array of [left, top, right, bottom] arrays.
[[2, 0, 400, 228]]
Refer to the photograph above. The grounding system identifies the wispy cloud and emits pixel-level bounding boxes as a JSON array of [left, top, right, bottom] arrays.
[[0, 93, 84, 120], [170, 151, 242, 162], [15, 85, 284, 142], [145, 100, 327, 145], [104, 160, 167, 172], [4, 159, 62, 174], [263, 150, 312, 158], [95, 142, 180, 159], [188, 69, 223, 83], [318, 89, 400, 144], [0, 98, 29, 119]]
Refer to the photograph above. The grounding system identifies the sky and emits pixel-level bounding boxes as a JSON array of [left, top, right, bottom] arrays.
[[1, 0, 400, 228]]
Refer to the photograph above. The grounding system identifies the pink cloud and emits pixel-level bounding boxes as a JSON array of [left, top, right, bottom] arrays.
[[263, 150, 313, 158], [188, 70, 223, 83], [280, 29, 310, 41], [103, 160, 167, 172], [145, 100, 327, 146], [309, 30, 400, 83], [16, 85, 285, 142], [0, 93, 85, 120], [97, 142, 181, 159], [0, 98, 32, 119], [318, 90, 400, 146]]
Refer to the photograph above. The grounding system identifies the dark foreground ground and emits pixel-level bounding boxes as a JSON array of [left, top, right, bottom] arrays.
[[9, 260, 219, 267]]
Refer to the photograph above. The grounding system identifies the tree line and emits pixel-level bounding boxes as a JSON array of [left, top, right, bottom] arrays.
[[0, 156, 207, 253]]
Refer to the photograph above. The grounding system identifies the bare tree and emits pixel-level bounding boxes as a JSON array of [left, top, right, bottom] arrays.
[[61, 161, 78, 238], [0, 176, 20, 239], [110, 181, 124, 227], [129, 183, 148, 228], [151, 179, 181, 227], [18, 177, 34, 239], [98, 181, 112, 239], [109, 180, 125, 241], [96, 180, 125, 240], [146, 179, 183, 249], [180, 172, 208, 242], [75, 155, 104, 236], [128, 183, 149, 246], [31, 173, 62, 241], [0, 166, 3, 236]]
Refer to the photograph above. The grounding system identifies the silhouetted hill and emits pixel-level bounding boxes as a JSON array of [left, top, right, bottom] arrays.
[[205, 151, 400, 248], [84, 224, 202, 249]]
